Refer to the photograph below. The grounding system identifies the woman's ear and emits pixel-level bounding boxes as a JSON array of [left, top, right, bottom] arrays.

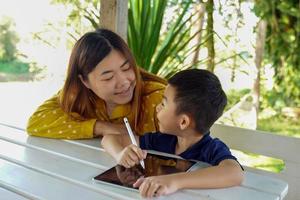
[[179, 114, 192, 130], [78, 75, 91, 89]]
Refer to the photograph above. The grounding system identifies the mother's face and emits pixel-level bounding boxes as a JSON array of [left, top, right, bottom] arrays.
[[81, 49, 136, 108]]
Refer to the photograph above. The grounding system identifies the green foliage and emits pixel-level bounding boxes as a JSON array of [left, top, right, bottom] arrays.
[[0, 60, 30, 74], [51, 0, 210, 78], [254, 1, 300, 107], [0, 17, 19, 62], [225, 89, 251, 111], [51, 0, 99, 39], [127, 0, 207, 78], [216, 0, 250, 82], [236, 149, 285, 173], [258, 114, 300, 138], [0, 60, 45, 81], [128, 0, 168, 72], [260, 88, 285, 111]]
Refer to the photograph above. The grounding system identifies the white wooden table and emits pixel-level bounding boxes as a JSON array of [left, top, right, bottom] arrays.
[[0, 124, 288, 200]]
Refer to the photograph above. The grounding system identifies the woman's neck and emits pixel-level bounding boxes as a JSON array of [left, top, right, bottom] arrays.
[[105, 102, 117, 117]]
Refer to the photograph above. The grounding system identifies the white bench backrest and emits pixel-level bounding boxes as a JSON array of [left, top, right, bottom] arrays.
[[211, 124, 300, 200]]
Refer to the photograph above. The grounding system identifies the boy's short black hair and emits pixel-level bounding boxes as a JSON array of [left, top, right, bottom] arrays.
[[168, 69, 227, 134]]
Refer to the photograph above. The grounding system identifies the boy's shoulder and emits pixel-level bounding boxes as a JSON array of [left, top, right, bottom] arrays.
[[180, 133, 237, 166], [140, 132, 177, 152], [195, 133, 230, 153], [141, 131, 175, 140]]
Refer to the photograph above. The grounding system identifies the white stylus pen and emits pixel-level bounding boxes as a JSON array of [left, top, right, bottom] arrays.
[[123, 117, 145, 169]]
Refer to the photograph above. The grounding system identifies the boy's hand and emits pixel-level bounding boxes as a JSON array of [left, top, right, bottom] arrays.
[[133, 175, 179, 198], [116, 144, 147, 168]]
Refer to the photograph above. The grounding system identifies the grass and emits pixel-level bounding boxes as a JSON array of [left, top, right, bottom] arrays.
[[258, 114, 300, 138], [232, 150, 285, 173]]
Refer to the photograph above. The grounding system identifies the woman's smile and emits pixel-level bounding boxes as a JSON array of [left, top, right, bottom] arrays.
[[114, 82, 135, 98], [115, 85, 131, 96]]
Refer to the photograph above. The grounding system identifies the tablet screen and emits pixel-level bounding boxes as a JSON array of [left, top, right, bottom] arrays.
[[93, 153, 195, 190]]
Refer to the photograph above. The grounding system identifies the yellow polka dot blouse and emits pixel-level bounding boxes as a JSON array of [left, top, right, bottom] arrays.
[[26, 81, 165, 139]]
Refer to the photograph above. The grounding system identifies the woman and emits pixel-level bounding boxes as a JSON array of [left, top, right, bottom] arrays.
[[27, 29, 166, 139]]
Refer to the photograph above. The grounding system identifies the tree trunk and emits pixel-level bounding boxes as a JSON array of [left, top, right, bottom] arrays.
[[206, 0, 215, 72], [100, 0, 128, 41], [253, 20, 267, 124], [191, 3, 206, 66], [231, 1, 242, 83]]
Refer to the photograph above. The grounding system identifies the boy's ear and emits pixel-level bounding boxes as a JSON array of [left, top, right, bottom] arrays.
[[78, 75, 91, 89], [179, 114, 192, 130]]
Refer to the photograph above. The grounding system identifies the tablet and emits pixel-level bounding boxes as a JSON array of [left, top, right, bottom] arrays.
[[93, 152, 196, 191]]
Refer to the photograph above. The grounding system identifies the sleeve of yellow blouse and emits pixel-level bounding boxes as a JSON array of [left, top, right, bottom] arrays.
[[139, 82, 165, 134], [148, 89, 164, 132], [26, 93, 97, 139]]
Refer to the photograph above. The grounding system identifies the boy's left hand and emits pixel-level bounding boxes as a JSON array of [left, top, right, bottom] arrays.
[[133, 175, 179, 198]]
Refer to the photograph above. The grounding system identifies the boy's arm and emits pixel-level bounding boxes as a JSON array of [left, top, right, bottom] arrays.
[[134, 159, 243, 198], [175, 159, 243, 189], [101, 134, 146, 168], [101, 134, 130, 158]]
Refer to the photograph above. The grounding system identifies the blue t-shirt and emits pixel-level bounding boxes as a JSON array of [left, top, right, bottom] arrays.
[[139, 132, 237, 166]]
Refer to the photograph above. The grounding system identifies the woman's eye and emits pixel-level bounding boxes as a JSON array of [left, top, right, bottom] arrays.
[[103, 76, 113, 81], [122, 64, 131, 71]]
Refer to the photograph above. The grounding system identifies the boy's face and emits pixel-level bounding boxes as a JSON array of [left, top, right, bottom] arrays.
[[156, 85, 181, 134]]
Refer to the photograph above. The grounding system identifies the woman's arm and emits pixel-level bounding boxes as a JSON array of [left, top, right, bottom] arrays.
[[93, 121, 127, 136], [27, 93, 95, 139], [134, 159, 244, 198], [27, 93, 126, 139]]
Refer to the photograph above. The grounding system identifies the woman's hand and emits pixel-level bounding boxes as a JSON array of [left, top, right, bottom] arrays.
[[94, 121, 127, 136], [133, 175, 179, 198], [116, 144, 147, 168]]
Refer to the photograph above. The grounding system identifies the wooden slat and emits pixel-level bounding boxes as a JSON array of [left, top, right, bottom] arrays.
[[245, 167, 297, 200], [278, 177, 299, 200], [0, 125, 115, 169], [0, 124, 287, 200], [65, 139, 103, 150], [0, 139, 142, 200], [0, 139, 215, 200], [0, 140, 280, 200], [184, 186, 279, 200], [243, 172, 288, 199], [211, 124, 298, 200], [0, 159, 117, 200], [282, 161, 300, 178], [0, 186, 29, 200], [211, 124, 300, 162]]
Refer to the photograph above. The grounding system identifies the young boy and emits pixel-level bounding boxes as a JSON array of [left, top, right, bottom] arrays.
[[101, 69, 244, 198]]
